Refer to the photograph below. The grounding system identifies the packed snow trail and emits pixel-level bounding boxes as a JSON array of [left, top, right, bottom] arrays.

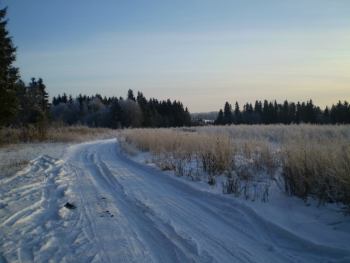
[[1, 139, 350, 262]]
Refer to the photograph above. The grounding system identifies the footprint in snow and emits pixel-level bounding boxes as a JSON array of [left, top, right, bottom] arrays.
[[100, 210, 114, 218]]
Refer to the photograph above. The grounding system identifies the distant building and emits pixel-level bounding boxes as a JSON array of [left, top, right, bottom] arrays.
[[191, 117, 214, 126]]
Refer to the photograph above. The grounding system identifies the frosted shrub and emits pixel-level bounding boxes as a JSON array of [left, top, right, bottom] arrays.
[[222, 171, 240, 196], [199, 135, 234, 175], [282, 140, 350, 207], [120, 125, 350, 207], [120, 129, 235, 184], [152, 153, 175, 171], [236, 141, 278, 176]]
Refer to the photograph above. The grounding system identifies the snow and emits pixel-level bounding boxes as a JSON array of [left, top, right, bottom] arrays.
[[1, 139, 350, 262], [0, 142, 68, 178], [131, 150, 350, 246]]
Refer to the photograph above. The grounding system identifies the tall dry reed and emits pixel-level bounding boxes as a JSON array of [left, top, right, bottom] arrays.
[[120, 125, 350, 207]]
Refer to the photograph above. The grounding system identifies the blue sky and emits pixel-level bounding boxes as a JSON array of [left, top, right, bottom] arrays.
[[4, 0, 350, 112]]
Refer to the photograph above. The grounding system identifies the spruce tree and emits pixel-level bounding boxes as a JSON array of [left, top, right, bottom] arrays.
[[0, 7, 19, 126], [215, 109, 224, 125], [127, 89, 135, 101], [37, 78, 49, 114], [223, 102, 232, 124], [234, 102, 241, 124], [110, 99, 122, 128]]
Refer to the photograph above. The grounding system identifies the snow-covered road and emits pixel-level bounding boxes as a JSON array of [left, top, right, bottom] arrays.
[[1, 139, 350, 262]]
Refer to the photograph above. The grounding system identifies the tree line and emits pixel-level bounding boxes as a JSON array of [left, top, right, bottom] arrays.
[[0, 7, 190, 137], [0, 7, 50, 138], [2, 6, 350, 136], [215, 100, 350, 125], [51, 90, 191, 128]]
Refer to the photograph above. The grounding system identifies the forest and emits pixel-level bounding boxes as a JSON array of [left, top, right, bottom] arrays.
[[214, 100, 350, 125], [1, 5, 350, 139], [0, 7, 190, 134], [51, 90, 191, 128]]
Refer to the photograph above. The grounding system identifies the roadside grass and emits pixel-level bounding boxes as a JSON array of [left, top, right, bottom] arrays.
[[0, 125, 117, 178], [119, 125, 350, 208], [0, 125, 117, 145], [282, 140, 350, 206], [0, 143, 66, 178]]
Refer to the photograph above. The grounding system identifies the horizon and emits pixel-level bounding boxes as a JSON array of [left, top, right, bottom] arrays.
[[4, 0, 350, 112], [50, 90, 344, 114]]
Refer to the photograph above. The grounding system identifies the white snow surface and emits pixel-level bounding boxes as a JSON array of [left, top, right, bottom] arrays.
[[0, 142, 68, 178], [1, 138, 350, 263]]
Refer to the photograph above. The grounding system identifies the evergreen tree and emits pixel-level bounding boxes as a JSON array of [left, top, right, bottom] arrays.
[[26, 78, 50, 133], [215, 109, 224, 125], [127, 89, 135, 101], [233, 102, 241, 124], [289, 102, 296, 123], [37, 78, 49, 114], [253, 100, 262, 123], [215, 99, 350, 125], [262, 100, 269, 124], [281, 100, 290, 124], [223, 102, 232, 124], [323, 106, 330, 123], [62, 93, 68, 103], [137, 91, 151, 127], [0, 7, 20, 126], [110, 99, 122, 128], [295, 102, 301, 124]]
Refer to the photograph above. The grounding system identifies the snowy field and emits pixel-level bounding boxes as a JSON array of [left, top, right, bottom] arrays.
[[0, 139, 350, 262]]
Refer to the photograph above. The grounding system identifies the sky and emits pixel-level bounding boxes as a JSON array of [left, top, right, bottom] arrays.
[[3, 0, 350, 112]]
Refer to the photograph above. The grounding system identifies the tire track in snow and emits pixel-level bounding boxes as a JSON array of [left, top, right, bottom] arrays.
[[0, 155, 94, 262], [98, 139, 350, 263], [71, 144, 204, 262], [2, 139, 350, 263]]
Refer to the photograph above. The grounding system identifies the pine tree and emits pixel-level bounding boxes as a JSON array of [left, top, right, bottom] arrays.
[[137, 91, 151, 127], [215, 109, 224, 125], [0, 7, 20, 126], [234, 102, 241, 124], [223, 102, 232, 124], [110, 99, 122, 128], [127, 89, 135, 101], [253, 100, 262, 123], [37, 78, 49, 114]]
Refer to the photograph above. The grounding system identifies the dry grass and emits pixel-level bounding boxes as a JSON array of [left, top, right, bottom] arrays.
[[282, 140, 350, 205], [195, 124, 350, 144], [120, 128, 281, 177], [45, 125, 117, 142], [120, 129, 235, 183], [0, 125, 117, 145], [0, 125, 118, 178], [119, 128, 276, 192], [0, 142, 67, 178], [120, 125, 350, 207]]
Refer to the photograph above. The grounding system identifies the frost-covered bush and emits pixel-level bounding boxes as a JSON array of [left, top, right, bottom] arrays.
[[282, 140, 350, 207], [120, 128, 275, 195], [120, 125, 350, 206], [120, 129, 235, 181]]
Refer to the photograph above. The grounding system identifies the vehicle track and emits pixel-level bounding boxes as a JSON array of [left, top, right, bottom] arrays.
[[1, 139, 350, 263]]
